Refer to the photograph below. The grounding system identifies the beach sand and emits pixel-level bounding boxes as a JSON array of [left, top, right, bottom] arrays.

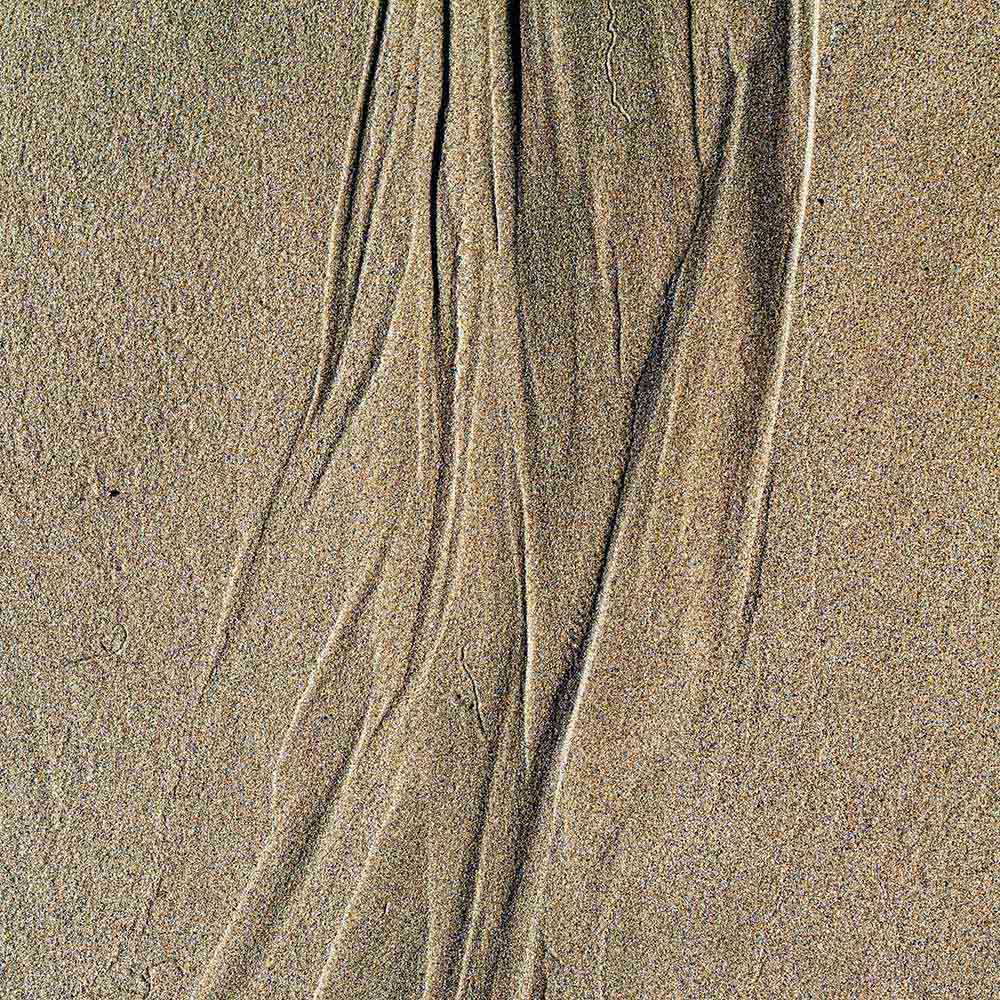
[[2, 2, 998, 997]]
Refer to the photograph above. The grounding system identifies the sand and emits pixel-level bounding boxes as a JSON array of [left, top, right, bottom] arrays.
[[2, 1, 998, 998]]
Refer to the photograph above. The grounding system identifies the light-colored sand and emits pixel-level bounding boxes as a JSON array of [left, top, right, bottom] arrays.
[[2, 2, 998, 998]]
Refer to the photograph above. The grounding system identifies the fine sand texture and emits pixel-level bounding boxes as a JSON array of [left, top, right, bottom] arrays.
[[3, 2, 998, 998]]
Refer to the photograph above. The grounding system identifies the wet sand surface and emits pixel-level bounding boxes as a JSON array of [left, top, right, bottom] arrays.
[[2, 2, 998, 998]]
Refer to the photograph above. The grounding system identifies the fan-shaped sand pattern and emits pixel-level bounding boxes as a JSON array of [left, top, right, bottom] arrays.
[[187, 2, 820, 997]]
